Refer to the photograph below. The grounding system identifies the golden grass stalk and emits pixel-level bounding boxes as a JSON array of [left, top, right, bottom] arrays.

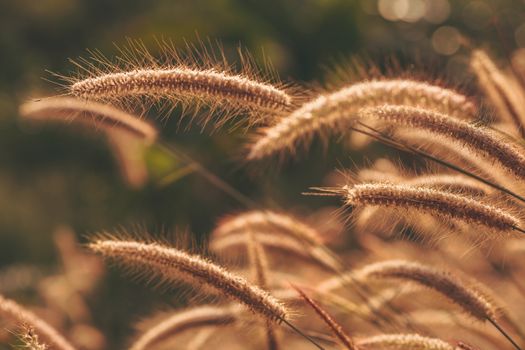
[[292, 285, 357, 350], [245, 228, 281, 350], [88, 238, 287, 324], [213, 210, 323, 246], [359, 260, 497, 322], [209, 231, 338, 271], [395, 130, 510, 189], [106, 130, 149, 188], [246, 229, 271, 288], [130, 305, 238, 350], [70, 67, 292, 113], [20, 97, 154, 188], [356, 333, 454, 350], [333, 183, 521, 235], [247, 79, 475, 159], [61, 39, 296, 126], [350, 123, 525, 204], [357, 259, 524, 350], [0, 294, 75, 350], [213, 210, 342, 271], [511, 48, 525, 87], [19, 97, 158, 144], [471, 49, 525, 136], [359, 105, 525, 181]]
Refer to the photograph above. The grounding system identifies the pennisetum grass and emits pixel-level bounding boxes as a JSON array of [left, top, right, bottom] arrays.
[[213, 211, 406, 330], [59, 39, 296, 126], [247, 79, 475, 160], [358, 260, 521, 350], [129, 305, 239, 350], [214, 210, 323, 246], [318, 182, 523, 237], [470, 49, 525, 137], [88, 238, 325, 349], [356, 333, 455, 350], [88, 238, 287, 323], [245, 228, 281, 350], [209, 231, 339, 271], [0, 294, 76, 350], [347, 122, 525, 205], [19, 97, 158, 144], [358, 105, 525, 181], [17, 32, 525, 350], [213, 210, 343, 272], [19, 97, 157, 188], [358, 260, 498, 322]]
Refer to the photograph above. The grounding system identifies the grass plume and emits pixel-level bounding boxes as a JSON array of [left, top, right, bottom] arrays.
[[130, 305, 238, 350], [327, 182, 522, 236], [247, 79, 475, 160], [359, 105, 525, 181], [88, 238, 288, 324], [59, 39, 296, 126], [19, 97, 158, 144], [356, 333, 454, 350]]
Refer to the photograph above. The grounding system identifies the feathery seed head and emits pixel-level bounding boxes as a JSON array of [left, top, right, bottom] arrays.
[[247, 79, 475, 160], [341, 182, 520, 236], [356, 333, 455, 350], [19, 97, 158, 144], [130, 305, 239, 350], [359, 260, 498, 322], [59, 39, 297, 126], [88, 238, 288, 324], [359, 105, 525, 180], [213, 210, 323, 246]]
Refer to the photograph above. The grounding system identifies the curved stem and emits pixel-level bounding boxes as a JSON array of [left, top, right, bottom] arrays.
[[488, 318, 522, 350], [157, 141, 259, 209]]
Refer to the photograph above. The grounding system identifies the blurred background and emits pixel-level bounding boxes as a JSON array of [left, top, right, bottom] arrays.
[[1, 0, 525, 348]]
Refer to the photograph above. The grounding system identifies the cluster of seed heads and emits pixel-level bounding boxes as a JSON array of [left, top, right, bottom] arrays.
[[9, 40, 525, 350]]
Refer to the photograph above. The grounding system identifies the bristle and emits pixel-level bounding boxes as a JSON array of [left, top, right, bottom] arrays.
[[19, 325, 50, 350], [19, 97, 158, 144], [243, 228, 281, 350], [358, 166, 490, 196]]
